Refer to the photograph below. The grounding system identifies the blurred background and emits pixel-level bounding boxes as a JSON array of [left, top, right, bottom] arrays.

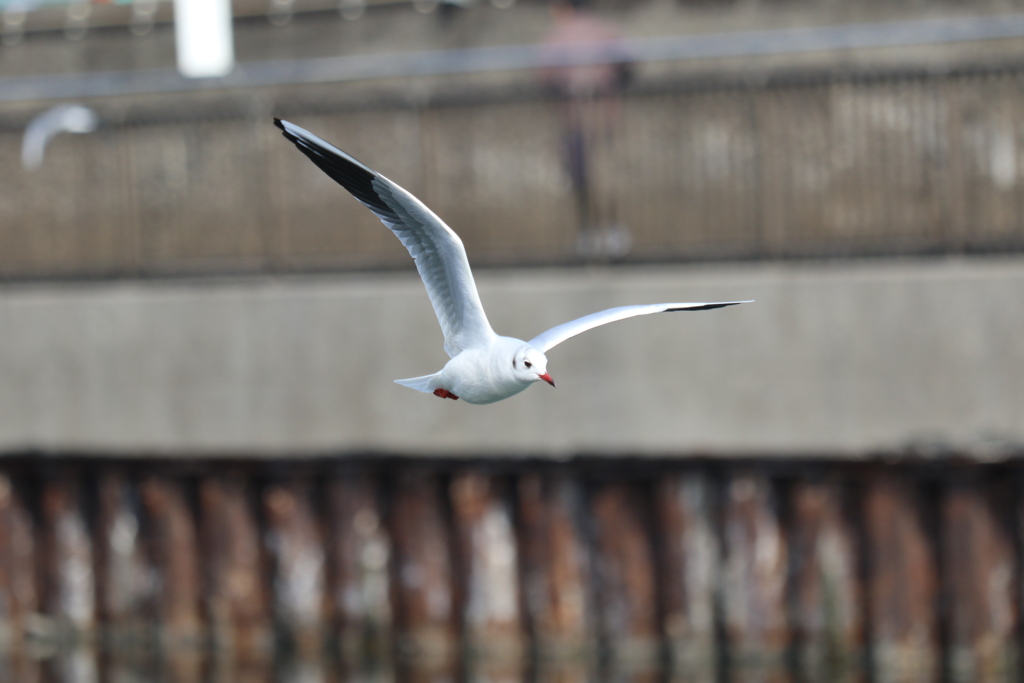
[[1, 0, 1024, 681]]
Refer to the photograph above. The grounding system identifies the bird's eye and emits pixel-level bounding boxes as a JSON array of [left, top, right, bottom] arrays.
[[524, 360, 532, 369]]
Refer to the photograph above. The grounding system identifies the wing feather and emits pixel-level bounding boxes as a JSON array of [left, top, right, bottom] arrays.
[[529, 301, 753, 353], [275, 118, 495, 357]]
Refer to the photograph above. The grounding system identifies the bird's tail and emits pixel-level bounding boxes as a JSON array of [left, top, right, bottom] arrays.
[[394, 373, 440, 394]]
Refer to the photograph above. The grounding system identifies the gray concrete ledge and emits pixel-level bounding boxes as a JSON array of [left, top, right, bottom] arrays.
[[0, 257, 1021, 458]]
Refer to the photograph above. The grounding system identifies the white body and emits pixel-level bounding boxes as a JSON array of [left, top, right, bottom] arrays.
[[275, 118, 752, 404], [398, 336, 544, 404]]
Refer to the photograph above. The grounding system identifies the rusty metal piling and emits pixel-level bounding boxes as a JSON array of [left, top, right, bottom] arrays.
[[0, 457, 1019, 680], [864, 473, 939, 683], [326, 469, 392, 662], [200, 474, 272, 658], [654, 471, 719, 680], [789, 478, 864, 682]]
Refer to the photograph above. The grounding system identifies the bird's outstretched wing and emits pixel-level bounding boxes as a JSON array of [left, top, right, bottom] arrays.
[[275, 118, 495, 358], [529, 301, 753, 353]]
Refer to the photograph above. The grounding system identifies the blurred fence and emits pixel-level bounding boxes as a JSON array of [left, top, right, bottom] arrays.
[[0, 455, 1020, 682], [4, 64, 1024, 279]]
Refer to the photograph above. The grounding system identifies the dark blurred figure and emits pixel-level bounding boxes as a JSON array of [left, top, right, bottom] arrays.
[[540, 0, 633, 259]]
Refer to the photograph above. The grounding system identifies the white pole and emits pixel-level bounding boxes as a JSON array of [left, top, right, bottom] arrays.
[[173, 0, 235, 78]]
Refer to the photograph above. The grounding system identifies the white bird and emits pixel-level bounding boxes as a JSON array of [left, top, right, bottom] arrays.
[[275, 118, 751, 404], [21, 104, 99, 172]]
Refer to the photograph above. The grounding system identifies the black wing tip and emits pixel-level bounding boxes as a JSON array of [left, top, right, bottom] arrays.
[[673, 304, 727, 311], [273, 118, 378, 178], [272, 118, 397, 218], [275, 118, 317, 146], [274, 117, 301, 144], [667, 300, 754, 312]]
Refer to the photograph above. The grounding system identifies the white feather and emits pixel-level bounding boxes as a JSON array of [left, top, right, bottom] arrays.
[[529, 301, 754, 353]]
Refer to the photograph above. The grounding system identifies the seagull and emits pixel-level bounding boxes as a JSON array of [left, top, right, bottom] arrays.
[[274, 118, 751, 404], [21, 104, 99, 171]]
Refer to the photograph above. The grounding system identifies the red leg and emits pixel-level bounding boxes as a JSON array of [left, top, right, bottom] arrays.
[[433, 388, 459, 401]]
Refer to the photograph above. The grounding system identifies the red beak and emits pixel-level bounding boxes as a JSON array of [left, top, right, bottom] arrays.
[[538, 373, 556, 387]]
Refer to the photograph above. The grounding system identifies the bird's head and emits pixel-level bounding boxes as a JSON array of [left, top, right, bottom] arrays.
[[512, 346, 555, 387]]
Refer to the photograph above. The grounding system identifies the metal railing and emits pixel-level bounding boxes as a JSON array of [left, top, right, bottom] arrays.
[[3, 63, 1024, 280]]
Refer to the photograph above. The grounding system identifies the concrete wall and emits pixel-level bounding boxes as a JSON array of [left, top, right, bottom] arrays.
[[0, 256, 1021, 458]]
